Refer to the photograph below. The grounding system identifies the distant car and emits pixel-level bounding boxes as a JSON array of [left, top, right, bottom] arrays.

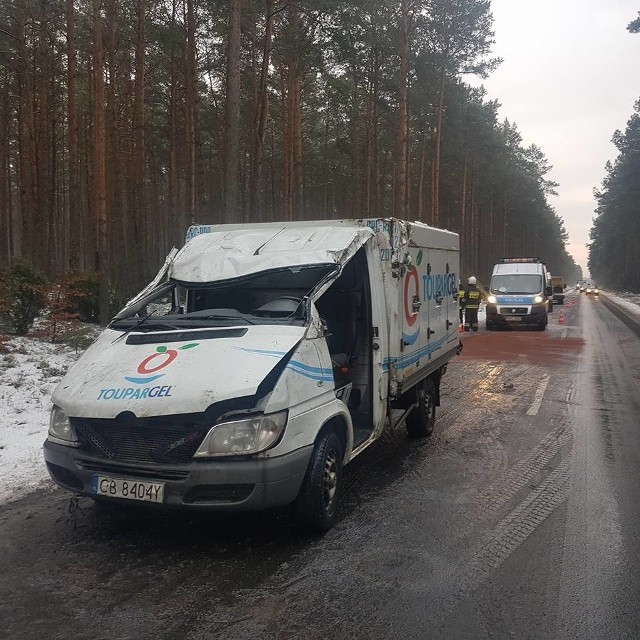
[[585, 285, 599, 296]]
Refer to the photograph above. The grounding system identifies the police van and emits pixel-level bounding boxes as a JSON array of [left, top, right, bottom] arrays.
[[485, 258, 553, 330], [44, 218, 461, 531]]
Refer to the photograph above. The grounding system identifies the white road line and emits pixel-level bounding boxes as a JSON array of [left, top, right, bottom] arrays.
[[526, 375, 551, 416], [561, 329, 568, 339]]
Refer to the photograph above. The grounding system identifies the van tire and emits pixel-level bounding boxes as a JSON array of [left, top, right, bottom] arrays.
[[294, 430, 343, 533], [406, 378, 436, 438]]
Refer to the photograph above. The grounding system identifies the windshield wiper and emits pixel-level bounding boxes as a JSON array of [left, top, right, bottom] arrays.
[[181, 313, 257, 325], [111, 311, 157, 344]]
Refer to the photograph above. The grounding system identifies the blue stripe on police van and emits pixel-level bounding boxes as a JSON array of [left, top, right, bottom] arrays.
[[496, 296, 534, 304]]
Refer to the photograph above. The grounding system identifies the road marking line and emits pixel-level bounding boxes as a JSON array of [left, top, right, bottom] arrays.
[[561, 329, 568, 339], [526, 375, 550, 416]]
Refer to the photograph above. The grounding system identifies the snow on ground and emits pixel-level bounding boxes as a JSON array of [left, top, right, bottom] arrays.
[[0, 336, 85, 504], [602, 290, 640, 319], [0, 290, 639, 506]]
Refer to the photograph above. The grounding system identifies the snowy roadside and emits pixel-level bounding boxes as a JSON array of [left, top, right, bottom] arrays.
[[0, 336, 85, 505], [1, 289, 639, 507], [600, 290, 640, 321]]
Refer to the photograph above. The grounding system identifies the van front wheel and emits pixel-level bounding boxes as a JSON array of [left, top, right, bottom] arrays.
[[406, 378, 436, 438], [294, 430, 343, 533]]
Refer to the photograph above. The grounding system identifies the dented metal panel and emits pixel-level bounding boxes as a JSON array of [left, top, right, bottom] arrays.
[[53, 325, 307, 419], [171, 226, 374, 283]]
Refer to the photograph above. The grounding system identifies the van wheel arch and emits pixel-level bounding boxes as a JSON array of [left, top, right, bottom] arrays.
[[317, 415, 349, 463]]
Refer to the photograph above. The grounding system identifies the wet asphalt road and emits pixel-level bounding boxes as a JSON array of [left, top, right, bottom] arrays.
[[1, 291, 640, 640]]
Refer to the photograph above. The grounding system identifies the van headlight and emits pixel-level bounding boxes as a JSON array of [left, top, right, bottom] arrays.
[[534, 295, 543, 303], [48, 405, 78, 445], [193, 411, 288, 457], [487, 295, 497, 304]]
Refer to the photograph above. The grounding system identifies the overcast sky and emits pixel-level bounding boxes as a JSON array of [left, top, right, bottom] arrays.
[[475, 0, 640, 275]]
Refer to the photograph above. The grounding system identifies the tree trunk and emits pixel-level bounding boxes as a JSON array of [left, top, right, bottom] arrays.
[[417, 126, 427, 222], [0, 74, 12, 263], [460, 153, 468, 264], [133, 0, 146, 286], [350, 79, 360, 216], [224, 0, 243, 223], [66, 0, 81, 270], [93, 0, 109, 324], [395, 0, 410, 219], [250, 0, 275, 222], [293, 62, 303, 217], [104, 0, 121, 286], [168, 0, 179, 241], [372, 48, 380, 216], [36, 20, 52, 271], [432, 70, 446, 226], [16, 1, 37, 259], [185, 0, 197, 226]]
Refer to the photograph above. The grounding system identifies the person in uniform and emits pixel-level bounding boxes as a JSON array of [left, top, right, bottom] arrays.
[[463, 276, 482, 331], [458, 279, 465, 325]]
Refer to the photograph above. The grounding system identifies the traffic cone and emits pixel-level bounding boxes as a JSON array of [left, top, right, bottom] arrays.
[[559, 310, 565, 325]]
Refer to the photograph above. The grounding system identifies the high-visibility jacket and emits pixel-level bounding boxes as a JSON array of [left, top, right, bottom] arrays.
[[458, 288, 466, 308], [464, 285, 482, 310]]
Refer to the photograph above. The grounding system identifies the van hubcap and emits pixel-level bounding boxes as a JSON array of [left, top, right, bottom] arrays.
[[324, 449, 338, 507]]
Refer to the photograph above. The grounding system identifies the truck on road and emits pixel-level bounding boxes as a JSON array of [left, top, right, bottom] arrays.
[[44, 218, 461, 531], [551, 276, 566, 305]]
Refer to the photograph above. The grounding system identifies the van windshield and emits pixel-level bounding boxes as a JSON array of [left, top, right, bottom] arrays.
[[491, 274, 543, 295], [110, 265, 335, 331]]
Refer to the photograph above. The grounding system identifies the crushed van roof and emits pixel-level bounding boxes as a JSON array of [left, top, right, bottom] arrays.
[[170, 225, 374, 282]]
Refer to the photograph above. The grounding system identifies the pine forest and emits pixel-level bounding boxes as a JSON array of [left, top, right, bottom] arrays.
[[0, 0, 584, 312]]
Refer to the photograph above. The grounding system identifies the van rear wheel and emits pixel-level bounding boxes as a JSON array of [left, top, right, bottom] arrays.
[[406, 378, 436, 438], [294, 430, 342, 533]]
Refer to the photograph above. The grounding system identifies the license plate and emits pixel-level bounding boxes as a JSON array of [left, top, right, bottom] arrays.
[[505, 316, 522, 322], [91, 475, 165, 503]]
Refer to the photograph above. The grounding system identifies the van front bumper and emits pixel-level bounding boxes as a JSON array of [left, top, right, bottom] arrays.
[[43, 439, 313, 511], [486, 303, 548, 326]]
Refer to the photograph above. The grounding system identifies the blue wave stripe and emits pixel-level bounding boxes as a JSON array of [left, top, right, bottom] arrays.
[[237, 347, 287, 358], [237, 346, 333, 381], [286, 365, 334, 382], [124, 374, 165, 385], [383, 334, 450, 371], [287, 360, 333, 376]]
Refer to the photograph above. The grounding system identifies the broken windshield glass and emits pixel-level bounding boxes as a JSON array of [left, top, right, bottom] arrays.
[[109, 264, 333, 330]]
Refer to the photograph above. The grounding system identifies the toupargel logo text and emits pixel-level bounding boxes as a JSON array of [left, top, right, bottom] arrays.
[[97, 343, 199, 401]]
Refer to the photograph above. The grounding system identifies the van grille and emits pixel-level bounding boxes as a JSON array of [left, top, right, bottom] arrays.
[[499, 307, 528, 315], [72, 418, 207, 464]]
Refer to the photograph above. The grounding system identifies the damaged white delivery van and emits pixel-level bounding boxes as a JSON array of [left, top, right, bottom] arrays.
[[44, 219, 461, 531]]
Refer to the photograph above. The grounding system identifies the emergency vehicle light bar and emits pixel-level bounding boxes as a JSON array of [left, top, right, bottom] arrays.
[[499, 257, 541, 264]]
